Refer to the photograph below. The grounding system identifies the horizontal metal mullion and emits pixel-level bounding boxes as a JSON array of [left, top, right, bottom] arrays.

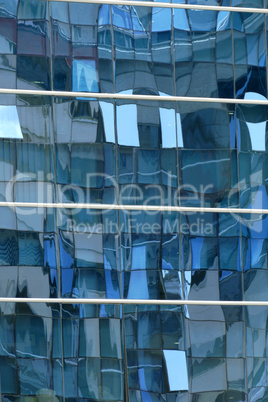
[[1, 88, 268, 105], [0, 297, 267, 306], [0, 201, 267, 215], [43, 0, 268, 15]]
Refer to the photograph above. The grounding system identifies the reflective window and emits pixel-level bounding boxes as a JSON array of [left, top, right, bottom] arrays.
[[0, 2, 267, 401]]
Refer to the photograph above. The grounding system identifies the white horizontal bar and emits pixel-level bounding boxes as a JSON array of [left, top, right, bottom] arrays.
[[0, 297, 267, 306], [45, 0, 268, 15], [0, 201, 266, 215], [0, 88, 268, 105]]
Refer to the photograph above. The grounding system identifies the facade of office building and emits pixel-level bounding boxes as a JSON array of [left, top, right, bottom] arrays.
[[0, 0, 268, 400]]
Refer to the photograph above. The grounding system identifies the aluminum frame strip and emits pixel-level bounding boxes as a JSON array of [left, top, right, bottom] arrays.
[[43, 0, 268, 15], [0, 297, 267, 306], [0, 201, 266, 215], [1, 88, 268, 105]]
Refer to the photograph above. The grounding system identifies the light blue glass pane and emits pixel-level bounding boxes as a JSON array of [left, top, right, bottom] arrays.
[[131, 8, 145, 32], [98, 4, 110, 25], [216, 11, 231, 31], [0, 106, 23, 139], [125, 271, 156, 299], [173, 9, 190, 31], [73, 59, 99, 93], [152, 8, 171, 32], [250, 239, 268, 269], [188, 10, 217, 31], [112, 5, 132, 29], [105, 270, 120, 298], [164, 350, 188, 391], [117, 104, 140, 147], [99, 101, 115, 143]]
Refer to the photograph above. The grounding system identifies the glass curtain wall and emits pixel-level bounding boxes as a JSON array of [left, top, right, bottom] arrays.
[[0, 0, 267, 400]]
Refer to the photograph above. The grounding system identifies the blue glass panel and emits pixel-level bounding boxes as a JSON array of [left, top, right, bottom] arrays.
[[138, 351, 165, 393], [0, 357, 18, 393], [18, 232, 44, 266], [17, 56, 51, 90], [219, 238, 241, 271], [164, 350, 188, 391], [17, 20, 49, 57], [189, 320, 225, 357], [191, 358, 227, 393], [101, 358, 124, 400], [137, 311, 161, 349], [18, 0, 48, 19], [44, 234, 57, 269], [127, 350, 139, 389], [124, 270, 160, 299], [162, 234, 180, 271], [53, 57, 72, 91], [64, 359, 78, 398], [0, 230, 18, 265], [0, 315, 15, 356], [105, 269, 120, 298], [18, 359, 52, 395], [100, 318, 122, 358], [62, 319, 79, 358], [79, 318, 100, 357], [16, 315, 52, 358], [78, 357, 101, 399], [1, 2, 268, 401], [191, 237, 218, 270], [160, 310, 184, 347], [59, 230, 74, 269], [53, 359, 64, 397], [74, 269, 106, 298]]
